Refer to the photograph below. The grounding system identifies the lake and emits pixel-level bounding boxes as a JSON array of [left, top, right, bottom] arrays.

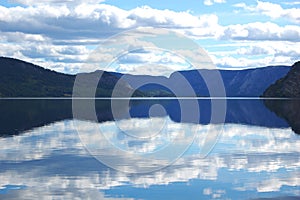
[[0, 99, 299, 199]]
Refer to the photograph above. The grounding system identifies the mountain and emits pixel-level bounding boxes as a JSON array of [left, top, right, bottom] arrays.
[[0, 57, 139, 97], [0, 57, 292, 97], [263, 61, 300, 97], [118, 66, 290, 97], [262, 61, 300, 134], [218, 67, 290, 96], [0, 57, 74, 97]]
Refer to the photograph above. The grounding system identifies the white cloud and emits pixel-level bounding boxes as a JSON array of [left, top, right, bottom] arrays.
[[1, 4, 297, 44], [283, 1, 300, 5], [234, 1, 300, 23], [207, 40, 300, 68], [233, 2, 246, 8], [235, 42, 300, 58], [237, 46, 272, 55], [0, 41, 90, 74], [0, 2, 298, 71], [0, 4, 222, 42], [256, 1, 284, 18], [128, 7, 220, 32], [220, 22, 300, 42], [81, 27, 217, 75], [10, 0, 105, 6], [115, 50, 189, 76], [204, 0, 226, 6], [214, 55, 295, 69], [0, 31, 48, 43]]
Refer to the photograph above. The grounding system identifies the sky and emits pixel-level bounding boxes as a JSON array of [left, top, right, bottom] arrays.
[[0, 0, 299, 74]]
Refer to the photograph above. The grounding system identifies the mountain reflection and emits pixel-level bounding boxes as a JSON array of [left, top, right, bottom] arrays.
[[0, 99, 293, 137], [264, 99, 300, 134]]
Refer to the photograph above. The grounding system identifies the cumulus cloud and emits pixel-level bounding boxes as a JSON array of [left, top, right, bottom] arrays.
[[237, 46, 271, 55], [232, 2, 246, 8], [214, 55, 295, 69], [283, 1, 300, 5], [220, 22, 300, 42], [256, 1, 300, 23], [0, 4, 222, 41], [0, 40, 90, 74], [1, 3, 298, 43], [204, 0, 226, 6], [236, 43, 300, 58], [234, 1, 300, 23], [9, 0, 105, 6], [208, 40, 300, 69], [0, 2, 299, 72], [0, 31, 47, 43]]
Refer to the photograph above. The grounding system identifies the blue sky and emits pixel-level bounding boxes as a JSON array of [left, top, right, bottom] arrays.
[[0, 0, 299, 74]]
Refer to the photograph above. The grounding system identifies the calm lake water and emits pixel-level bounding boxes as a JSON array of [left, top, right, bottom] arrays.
[[0, 99, 299, 199]]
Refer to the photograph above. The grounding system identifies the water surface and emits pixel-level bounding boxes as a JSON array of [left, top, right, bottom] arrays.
[[0, 99, 299, 199]]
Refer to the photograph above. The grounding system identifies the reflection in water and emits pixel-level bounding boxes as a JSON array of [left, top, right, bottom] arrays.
[[264, 100, 300, 134], [0, 100, 72, 137], [0, 119, 299, 199], [0, 99, 291, 137]]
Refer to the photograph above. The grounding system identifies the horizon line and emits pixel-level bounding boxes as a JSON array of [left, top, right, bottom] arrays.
[[0, 97, 296, 100]]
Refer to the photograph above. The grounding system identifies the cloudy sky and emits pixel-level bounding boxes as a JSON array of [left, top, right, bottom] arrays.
[[0, 0, 299, 74]]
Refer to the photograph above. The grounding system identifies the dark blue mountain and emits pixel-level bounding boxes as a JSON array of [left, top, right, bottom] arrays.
[[0, 57, 291, 97], [116, 66, 290, 97]]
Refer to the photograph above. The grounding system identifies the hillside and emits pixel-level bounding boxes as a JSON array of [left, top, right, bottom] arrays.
[[0, 57, 293, 97], [262, 61, 300, 134], [0, 57, 138, 97], [119, 66, 290, 97], [0, 57, 74, 97], [263, 61, 300, 97]]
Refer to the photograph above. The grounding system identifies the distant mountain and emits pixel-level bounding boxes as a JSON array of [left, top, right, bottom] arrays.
[[0, 57, 292, 97], [119, 66, 290, 97], [218, 67, 290, 96], [263, 61, 300, 97]]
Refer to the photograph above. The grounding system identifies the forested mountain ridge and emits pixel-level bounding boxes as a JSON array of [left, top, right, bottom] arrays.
[[0, 57, 294, 97]]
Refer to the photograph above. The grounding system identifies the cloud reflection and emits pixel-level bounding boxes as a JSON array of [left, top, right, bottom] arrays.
[[0, 118, 299, 199]]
